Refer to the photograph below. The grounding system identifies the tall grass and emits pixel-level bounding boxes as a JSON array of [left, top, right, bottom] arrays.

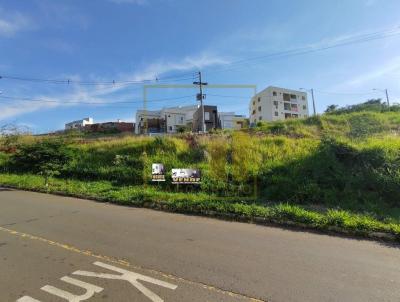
[[0, 111, 399, 221]]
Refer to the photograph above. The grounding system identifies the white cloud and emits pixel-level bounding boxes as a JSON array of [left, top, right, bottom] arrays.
[[129, 53, 229, 81], [0, 101, 59, 121], [0, 8, 32, 37], [0, 52, 229, 123]]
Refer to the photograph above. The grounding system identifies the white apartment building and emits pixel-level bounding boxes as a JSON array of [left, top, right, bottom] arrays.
[[65, 117, 93, 130], [249, 86, 309, 125]]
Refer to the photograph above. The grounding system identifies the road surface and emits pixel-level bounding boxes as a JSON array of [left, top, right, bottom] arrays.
[[0, 188, 399, 302]]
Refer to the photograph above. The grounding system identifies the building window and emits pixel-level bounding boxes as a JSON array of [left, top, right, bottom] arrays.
[[285, 113, 291, 119], [303, 105, 307, 110], [252, 109, 256, 115], [302, 96, 306, 100], [291, 104, 298, 112], [205, 112, 210, 121], [283, 93, 290, 102], [274, 111, 278, 116], [273, 101, 278, 108], [259, 116, 262, 120], [169, 126, 172, 131], [290, 94, 297, 100], [273, 91, 277, 96], [258, 106, 261, 112], [284, 102, 291, 110], [292, 114, 298, 118], [253, 101, 255, 106], [258, 97, 261, 102]]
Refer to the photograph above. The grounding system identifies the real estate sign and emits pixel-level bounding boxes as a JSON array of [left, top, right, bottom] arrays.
[[171, 168, 201, 184], [152, 163, 165, 181]]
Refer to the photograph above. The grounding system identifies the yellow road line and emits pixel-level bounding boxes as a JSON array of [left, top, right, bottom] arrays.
[[0, 226, 265, 302]]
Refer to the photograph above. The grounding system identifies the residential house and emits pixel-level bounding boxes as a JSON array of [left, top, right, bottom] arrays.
[[65, 117, 94, 130], [135, 105, 199, 134], [192, 105, 219, 132], [232, 115, 249, 130]]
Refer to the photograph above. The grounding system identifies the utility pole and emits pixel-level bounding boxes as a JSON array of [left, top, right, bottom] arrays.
[[311, 88, 316, 116], [373, 88, 390, 108], [193, 71, 208, 132], [385, 89, 390, 107]]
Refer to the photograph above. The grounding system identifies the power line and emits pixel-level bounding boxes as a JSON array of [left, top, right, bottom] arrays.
[[0, 94, 196, 105], [2, 27, 397, 88], [0, 72, 197, 86], [206, 93, 251, 99], [202, 26, 400, 76], [314, 90, 377, 96]]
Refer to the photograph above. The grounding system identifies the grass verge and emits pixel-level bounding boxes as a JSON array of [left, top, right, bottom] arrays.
[[0, 173, 399, 243]]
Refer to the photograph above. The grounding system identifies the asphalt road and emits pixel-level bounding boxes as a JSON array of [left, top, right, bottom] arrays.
[[0, 188, 399, 302]]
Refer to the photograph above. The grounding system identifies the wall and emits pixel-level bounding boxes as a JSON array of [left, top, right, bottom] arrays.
[[249, 87, 309, 124]]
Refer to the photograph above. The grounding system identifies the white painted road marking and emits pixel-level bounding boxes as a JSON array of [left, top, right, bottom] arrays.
[[41, 276, 103, 301], [16, 261, 177, 302], [73, 261, 178, 302], [16, 297, 41, 302]]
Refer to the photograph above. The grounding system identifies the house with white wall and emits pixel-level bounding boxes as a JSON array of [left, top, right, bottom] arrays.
[[218, 112, 235, 129], [135, 105, 199, 134], [65, 117, 93, 130]]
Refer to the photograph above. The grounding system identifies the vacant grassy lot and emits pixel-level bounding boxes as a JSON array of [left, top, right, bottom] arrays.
[[1, 110, 399, 240]]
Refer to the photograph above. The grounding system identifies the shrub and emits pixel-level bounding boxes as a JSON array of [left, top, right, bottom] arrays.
[[9, 139, 73, 185], [348, 112, 388, 138]]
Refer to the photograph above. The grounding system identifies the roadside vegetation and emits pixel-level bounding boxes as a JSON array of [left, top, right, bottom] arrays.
[[1, 99, 399, 241]]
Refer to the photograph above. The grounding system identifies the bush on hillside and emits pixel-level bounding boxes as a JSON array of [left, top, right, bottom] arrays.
[[9, 140, 72, 173], [9, 140, 73, 185], [325, 99, 390, 115], [259, 137, 400, 214]]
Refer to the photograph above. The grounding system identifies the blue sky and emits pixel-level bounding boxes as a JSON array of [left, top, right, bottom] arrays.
[[0, 0, 400, 133]]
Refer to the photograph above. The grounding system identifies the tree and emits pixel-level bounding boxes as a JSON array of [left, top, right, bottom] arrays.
[[325, 104, 338, 113], [176, 125, 190, 133], [10, 139, 72, 186], [326, 99, 385, 115]]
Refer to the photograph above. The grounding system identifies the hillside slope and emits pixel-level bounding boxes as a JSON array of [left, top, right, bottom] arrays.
[[0, 110, 399, 239]]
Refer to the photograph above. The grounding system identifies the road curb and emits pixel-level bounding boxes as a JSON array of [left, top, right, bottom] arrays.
[[1, 184, 399, 245]]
